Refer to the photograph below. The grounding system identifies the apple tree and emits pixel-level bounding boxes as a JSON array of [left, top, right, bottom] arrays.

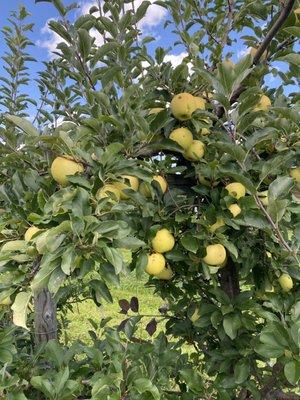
[[0, 0, 300, 399]]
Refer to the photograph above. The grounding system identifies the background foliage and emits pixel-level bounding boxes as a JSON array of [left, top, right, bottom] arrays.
[[0, 0, 299, 399]]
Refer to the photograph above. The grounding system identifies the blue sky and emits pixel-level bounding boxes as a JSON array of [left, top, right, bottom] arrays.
[[0, 1, 297, 118]]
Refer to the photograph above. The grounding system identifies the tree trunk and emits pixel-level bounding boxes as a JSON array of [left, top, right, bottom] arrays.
[[34, 288, 57, 346], [219, 258, 240, 300]]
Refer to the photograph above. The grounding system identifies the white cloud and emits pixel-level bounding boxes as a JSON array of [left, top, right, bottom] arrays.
[[164, 52, 188, 67], [237, 47, 249, 59], [37, 18, 66, 57]]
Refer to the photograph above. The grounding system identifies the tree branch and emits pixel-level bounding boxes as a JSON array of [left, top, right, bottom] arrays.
[[254, 195, 295, 256], [252, 0, 296, 65], [217, 0, 296, 117]]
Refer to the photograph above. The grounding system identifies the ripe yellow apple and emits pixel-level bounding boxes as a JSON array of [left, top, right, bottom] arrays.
[[257, 190, 269, 206], [145, 253, 166, 276], [203, 244, 227, 266], [278, 273, 293, 292], [152, 228, 175, 253], [290, 168, 300, 182], [254, 94, 271, 112], [97, 184, 121, 201], [24, 226, 40, 242], [189, 307, 200, 322], [156, 266, 173, 280], [148, 107, 164, 115], [193, 96, 206, 110], [250, 47, 268, 60], [209, 218, 225, 233], [184, 140, 205, 161], [51, 156, 84, 186], [225, 182, 246, 199], [0, 296, 12, 306], [228, 204, 241, 217], [139, 175, 167, 197], [171, 93, 196, 121], [153, 175, 168, 194], [115, 175, 139, 199], [223, 58, 234, 67], [1, 240, 26, 252], [169, 127, 193, 150]]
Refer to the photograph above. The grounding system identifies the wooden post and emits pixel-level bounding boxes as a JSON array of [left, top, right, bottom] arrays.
[[34, 288, 57, 345]]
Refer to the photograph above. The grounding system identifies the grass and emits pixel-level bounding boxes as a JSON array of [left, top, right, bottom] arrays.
[[64, 275, 164, 344]]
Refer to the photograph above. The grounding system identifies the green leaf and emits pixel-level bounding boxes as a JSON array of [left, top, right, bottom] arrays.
[[5, 115, 39, 136], [284, 361, 300, 385], [135, 251, 148, 278], [214, 142, 246, 163], [223, 314, 241, 339], [245, 128, 276, 150], [61, 246, 76, 275], [135, 1, 151, 22], [234, 360, 249, 384], [134, 378, 160, 400], [276, 53, 300, 66], [268, 199, 288, 223], [269, 176, 294, 199], [180, 234, 199, 253], [283, 27, 300, 37], [78, 29, 92, 61], [48, 20, 72, 43], [11, 292, 32, 330], [221, 239, 238, 259], [114, 236, 146, 250], [90, 279, 113, 303], [31, 260, 60, 293], [103, 246, 124, 274]]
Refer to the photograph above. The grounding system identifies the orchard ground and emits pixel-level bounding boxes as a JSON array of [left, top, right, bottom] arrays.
[[65, 275, 163, 344]]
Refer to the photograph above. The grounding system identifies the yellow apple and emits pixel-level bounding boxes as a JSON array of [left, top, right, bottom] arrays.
[[184, 140, 205, 161], [254, 94, 271, 112], [225, 182, 246, 199], [171, 93, 196, 121], [145, 253, 166, 276], [169, 127, 193, 150], [203, 244, 227, 266], [223, 58, 234, 67], [153, 175, 168, 194], [257, 190, 269, 206], [152, 229, 175, 253], [228, 204, 241, 217], [193, 96, 206, 110], [209, 218, 225, 233], [290, 168, 300, 183], [156, 266, 173, 280], [250, 47, 268, 60], [50, 156, 84, 186], [0, 296, 12, 306], [24, 226, 40, 242], [139, 175, 167, 197], [114, 175, 139, 199], [97, 184, 121, 201], [278, 273, 293, 292]]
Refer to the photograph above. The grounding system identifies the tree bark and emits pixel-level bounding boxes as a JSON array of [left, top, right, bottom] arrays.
[[34, 288, 57, 346], [219, 258, 240, 300]]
